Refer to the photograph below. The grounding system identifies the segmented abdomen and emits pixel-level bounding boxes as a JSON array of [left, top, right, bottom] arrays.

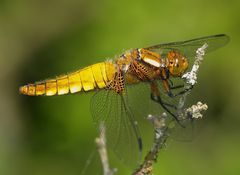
[[19, 62, 116, 96]]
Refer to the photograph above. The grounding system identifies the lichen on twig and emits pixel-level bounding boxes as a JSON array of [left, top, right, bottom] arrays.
[[182, 43, 208, 86], [133, 100, 208, 175], [185, 102, 208, 119], [133, 113, 169, 175], [178, 43, 209, 117]]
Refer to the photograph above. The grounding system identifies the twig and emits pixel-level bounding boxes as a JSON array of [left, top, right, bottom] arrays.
[[133, 100, 208, 175], [178, 43, 209, 116], [182, 43, 208, 86], [133, 113, 169, 175], [95, 123, 117, 175]]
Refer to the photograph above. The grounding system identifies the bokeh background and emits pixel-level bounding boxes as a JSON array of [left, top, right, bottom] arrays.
[[0, 0, 240, 174]]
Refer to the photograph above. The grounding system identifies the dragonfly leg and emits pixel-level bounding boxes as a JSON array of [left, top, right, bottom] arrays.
[[151, 93, 177, 109], [168, 85, 193, 97], [170, 84, 185, 90], [151, 93, 185, 127], [151, 81, 177, 108], [150, 82, 184, 127], [163, 79, 193, 97], [168, 79, 185, 89]]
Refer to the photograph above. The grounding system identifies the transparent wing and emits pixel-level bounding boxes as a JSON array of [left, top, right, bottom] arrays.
[[126, 80, 197, 142], [156, 77, 199, 141], [91, 78, 203, 167], [145, 34, 230, 58], [126, 83, 165, 119], [90, 89, 142, 168]]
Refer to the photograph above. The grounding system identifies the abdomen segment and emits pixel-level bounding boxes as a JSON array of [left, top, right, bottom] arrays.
[[19, 62, 116, 96]]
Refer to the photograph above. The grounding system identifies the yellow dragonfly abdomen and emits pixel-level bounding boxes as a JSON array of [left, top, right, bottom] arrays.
[[19, 62, 116, 96]]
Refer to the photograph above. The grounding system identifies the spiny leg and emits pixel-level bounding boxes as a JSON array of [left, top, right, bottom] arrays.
[[151, 93, 177, 116], [150, 82, 184, 127], [151, 94, 177, 109], [164, 79, 193, 98], [152, 80, 178, 109], [170, 84, 184, 90], [161, 80, 194, 128], [168, 85, 193, 98], [168, 78, 184, 90]]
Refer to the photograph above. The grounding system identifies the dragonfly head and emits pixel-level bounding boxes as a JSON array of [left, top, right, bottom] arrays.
[[166, 50, 188, 77]]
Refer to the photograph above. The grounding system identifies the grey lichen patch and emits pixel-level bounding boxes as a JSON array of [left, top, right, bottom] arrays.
[[185, 102, 208, 119]]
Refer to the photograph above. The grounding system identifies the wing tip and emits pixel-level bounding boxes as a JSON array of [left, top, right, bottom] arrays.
[[214, 33, 230, 44], [138, 137, 143, 151]]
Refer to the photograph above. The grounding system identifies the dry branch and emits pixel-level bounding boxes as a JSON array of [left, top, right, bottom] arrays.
[[133, 113, 169, 175], [96, 123, 117, 175]]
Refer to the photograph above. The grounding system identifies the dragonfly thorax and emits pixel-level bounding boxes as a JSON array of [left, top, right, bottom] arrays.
[[138, 48, 162, 68]]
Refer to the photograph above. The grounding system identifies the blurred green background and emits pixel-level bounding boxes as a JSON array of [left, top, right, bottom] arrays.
[[0, 0, 240, 174]]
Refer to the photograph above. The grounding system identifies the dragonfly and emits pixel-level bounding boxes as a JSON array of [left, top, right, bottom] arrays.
[[19, 34, 229, 167]]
